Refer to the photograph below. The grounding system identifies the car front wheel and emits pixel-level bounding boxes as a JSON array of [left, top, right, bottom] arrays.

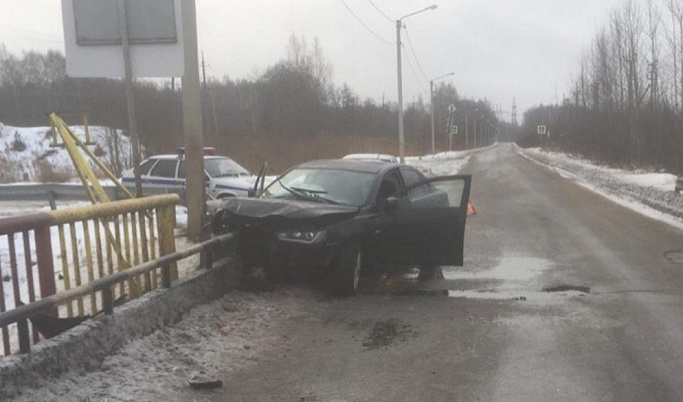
[[334, 243, 362, 296], [418, 265, 444, 281]]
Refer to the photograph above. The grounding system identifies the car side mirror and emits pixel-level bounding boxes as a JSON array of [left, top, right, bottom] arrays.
[[385, 196, 399, 212]]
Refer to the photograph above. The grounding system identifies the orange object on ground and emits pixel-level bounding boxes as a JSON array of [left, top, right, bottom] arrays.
[[467, 201, 476, 216]]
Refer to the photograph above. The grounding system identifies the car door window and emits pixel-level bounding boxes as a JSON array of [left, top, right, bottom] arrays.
[[375, 169, 402, 211], [406, 175, 471, 211], [401, 167, 432, 203], [149, 160, 178, 179]]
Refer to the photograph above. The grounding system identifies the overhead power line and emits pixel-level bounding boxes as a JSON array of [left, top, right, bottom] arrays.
[[402, 43, 425, 93], [366, 0, 394, 23], [338, 0, 393, 46], [403, 26, 429, 83]]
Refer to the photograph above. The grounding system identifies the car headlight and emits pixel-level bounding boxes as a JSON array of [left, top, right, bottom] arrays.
[[277, 230, 327, 244]]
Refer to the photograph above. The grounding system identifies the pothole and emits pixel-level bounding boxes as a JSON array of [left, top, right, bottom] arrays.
[[664, 250, 683, 265], [543, 285, 590, 294]]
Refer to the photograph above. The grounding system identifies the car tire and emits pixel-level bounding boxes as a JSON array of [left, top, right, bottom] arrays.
[[334, 242, 362, 296], [418, 265, 444, 281]]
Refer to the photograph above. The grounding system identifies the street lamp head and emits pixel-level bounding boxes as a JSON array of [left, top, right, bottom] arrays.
[[400, 4, 438, 21]]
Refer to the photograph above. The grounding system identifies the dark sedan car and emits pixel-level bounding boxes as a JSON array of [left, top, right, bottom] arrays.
[[211, 159, 471, 295]]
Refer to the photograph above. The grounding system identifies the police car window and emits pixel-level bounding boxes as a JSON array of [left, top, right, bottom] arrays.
[[139, 159, 157, 176], [178, 161, 211, 181], [178, 160, 186, 179], [149, 160, 178, 179]]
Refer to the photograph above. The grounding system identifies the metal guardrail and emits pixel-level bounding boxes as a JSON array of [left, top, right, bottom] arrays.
[[0, 232, 233, 355], [0, 194, 181, 356], [0, 183, 184, 202]]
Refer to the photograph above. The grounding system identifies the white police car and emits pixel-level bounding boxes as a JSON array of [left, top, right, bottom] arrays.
[[121, 148, 258, 199]]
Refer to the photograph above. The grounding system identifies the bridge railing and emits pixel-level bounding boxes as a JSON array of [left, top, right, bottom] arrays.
[[0, 194, 182, 356]]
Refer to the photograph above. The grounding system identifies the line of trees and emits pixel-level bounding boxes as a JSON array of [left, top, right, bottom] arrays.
[[520, 0, 683, 173], [0, 35, 498, 171]]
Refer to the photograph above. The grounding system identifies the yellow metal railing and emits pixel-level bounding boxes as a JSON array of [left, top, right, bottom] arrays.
[[0, 194, 179, 356]]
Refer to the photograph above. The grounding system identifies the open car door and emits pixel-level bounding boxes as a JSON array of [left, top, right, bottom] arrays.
[[380, 175, 471, 266]]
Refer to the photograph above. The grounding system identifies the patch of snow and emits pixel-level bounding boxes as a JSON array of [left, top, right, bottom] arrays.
[[8, 290, 312, 402]]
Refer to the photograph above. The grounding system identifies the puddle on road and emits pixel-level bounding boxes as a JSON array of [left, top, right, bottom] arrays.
[[664, 250, 683, 265], [443, 257, 587, 301], [443, 257, 551, 282], [362, 257, 588, 300]]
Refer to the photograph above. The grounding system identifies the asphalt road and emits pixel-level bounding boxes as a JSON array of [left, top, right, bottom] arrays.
[[181, 143, 683, 402]]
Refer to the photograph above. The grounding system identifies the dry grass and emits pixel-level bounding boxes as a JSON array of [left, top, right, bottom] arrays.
[[152, 131, 431, 174], [36, 159, 74, 183]]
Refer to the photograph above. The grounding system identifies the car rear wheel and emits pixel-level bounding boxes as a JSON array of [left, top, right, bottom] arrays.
[[334, 243, 362, 296]]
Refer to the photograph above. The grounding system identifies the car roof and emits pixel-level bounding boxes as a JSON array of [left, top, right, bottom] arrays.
[[293, 159, 402, 174], [342, 153, 398, 163]]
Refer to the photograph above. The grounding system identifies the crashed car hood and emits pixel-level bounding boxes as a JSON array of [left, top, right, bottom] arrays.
[[217, 198, 358, 231]]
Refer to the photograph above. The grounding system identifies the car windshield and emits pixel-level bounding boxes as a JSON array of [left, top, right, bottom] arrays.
[[261, 168, 375, 207], [204, 158, 251, 178]]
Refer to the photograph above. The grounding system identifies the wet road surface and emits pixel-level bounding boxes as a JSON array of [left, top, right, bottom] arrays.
[[181, 143, 683, 402]]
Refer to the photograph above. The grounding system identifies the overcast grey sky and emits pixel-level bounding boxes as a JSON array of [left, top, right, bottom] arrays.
[[0, 0, 625, 121]]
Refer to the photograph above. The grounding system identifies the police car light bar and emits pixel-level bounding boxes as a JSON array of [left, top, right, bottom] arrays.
[[174, 147, 216, 157]]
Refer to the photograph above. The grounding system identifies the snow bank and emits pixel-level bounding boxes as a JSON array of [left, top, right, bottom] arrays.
[[517, 145, 683, 229], [0, 122, 132, 183]]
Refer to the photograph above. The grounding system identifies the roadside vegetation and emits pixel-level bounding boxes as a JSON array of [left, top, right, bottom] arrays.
[[520, 0, 683, 175], [0, 35, 502, 174]]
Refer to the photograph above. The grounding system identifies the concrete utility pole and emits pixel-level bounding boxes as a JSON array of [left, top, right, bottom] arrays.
[[396, 5, 437, 164], [430, 72, 454, 154], [396, 19, 405, 164], [182, 0, 205, 241]]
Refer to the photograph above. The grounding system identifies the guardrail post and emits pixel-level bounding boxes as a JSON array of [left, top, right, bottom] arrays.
[[35, 226, 58, 317], [47, 190, 57, 210], [18, 319, 30, 353], [161, 264, 171, 289], [204, 246, 213, 270]]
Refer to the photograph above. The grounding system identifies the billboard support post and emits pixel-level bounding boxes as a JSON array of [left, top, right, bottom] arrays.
[[117, 0, 143, 198]]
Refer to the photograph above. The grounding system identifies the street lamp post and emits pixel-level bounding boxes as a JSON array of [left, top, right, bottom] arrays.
[[465, 107, 478, 150], [430, 72, 454, 154], [448, 105, 456, 151], [473, 116, 477, 148], [474, 115, 484, 148], [397, 4, 437, 163]]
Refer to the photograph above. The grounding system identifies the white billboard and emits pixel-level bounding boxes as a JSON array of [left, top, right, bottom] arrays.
[[62, 0, 184, 78]]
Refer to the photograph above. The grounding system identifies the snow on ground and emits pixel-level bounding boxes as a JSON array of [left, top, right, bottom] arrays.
[[9, 289, 315, 402], [6, 143, 683, 401], [406, 149, 473, 177]]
